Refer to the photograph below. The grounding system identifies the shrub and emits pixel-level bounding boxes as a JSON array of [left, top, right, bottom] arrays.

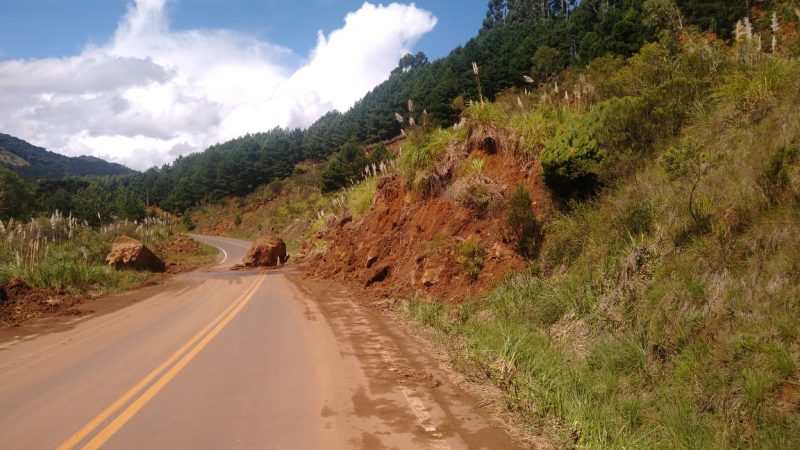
[[505, 184, 540, 257], [462, 183, 497, 215], [234, 214, 242, 226], [661, 139, 719, 230], [541, 115, 605, 197], [453, 241, 486, 282]]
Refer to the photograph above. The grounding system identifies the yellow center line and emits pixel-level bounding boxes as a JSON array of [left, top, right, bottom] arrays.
[[57, 274, 267, 450]]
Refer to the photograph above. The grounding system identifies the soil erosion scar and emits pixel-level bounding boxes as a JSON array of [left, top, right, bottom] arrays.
[[57, 274, 267, 450]]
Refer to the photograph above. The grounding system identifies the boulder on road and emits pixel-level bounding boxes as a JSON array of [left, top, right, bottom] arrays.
[[244, 235, 287, 267], [106, 236, 166, 272]]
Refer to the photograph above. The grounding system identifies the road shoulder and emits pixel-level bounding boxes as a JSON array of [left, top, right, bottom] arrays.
[[286, 272, 538, 449]]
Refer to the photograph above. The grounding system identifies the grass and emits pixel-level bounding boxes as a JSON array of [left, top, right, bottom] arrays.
[[395, 32, 800, 449], [2, 260, 156, 295], [345, 176, 380, 217], [0, 214, 217, 298], [399, 127, 465, 185]]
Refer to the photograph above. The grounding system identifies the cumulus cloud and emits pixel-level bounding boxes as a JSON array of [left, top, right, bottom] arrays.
[[0, 0, 437, 170]]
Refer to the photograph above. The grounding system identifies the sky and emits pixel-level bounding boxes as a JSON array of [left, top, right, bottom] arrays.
[[0, 0, 485, 170]]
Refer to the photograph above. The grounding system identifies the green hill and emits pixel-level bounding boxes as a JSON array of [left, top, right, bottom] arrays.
[[0, 133, 133, 179]]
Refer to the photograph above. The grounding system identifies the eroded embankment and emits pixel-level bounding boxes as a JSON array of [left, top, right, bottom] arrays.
[[306, 148, 553, 302]]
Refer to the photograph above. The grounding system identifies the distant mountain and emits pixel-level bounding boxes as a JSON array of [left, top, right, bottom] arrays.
[[0, 133, 133, 179]]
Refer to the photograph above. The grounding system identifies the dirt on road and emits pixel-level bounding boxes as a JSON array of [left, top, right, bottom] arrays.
[[289, 272, 549, 449]]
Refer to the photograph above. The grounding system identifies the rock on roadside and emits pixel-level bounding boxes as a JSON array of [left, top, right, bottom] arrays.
[[243, 235, 288, 267], [106, 236, 166, 272]]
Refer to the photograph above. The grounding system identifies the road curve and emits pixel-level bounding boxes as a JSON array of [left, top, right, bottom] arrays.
[[0, 235, 520, 449]]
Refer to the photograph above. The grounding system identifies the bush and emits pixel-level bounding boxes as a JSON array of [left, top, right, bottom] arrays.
[[505, 184, 540, 257], [453, 241, 486, 282], [541, 115, 605, 197]]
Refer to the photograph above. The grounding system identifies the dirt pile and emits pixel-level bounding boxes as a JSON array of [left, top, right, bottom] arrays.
[[244, 235, 288, 267], [201, 219, 235, 236], [106, 236, 166, 272], [306, 150, 554, 301], [0, 278, 83, 326], [158, 233, 201, 254]]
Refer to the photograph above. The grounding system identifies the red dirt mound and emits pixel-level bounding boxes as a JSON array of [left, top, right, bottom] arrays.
[[306, 151, 554, 302], [0, 278, 84, 326], [201, 219, 235, 236]]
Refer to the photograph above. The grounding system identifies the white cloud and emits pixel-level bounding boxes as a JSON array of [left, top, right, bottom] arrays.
[[0, 0, 437, 170]]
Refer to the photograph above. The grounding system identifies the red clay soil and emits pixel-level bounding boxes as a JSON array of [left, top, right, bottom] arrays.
[[305, 150, 555, 302], [156, 233, 201, 254], [200, 219, 235, 236], [0, 278, 86, 327]]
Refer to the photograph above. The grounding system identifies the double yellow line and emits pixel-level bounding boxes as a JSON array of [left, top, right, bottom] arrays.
[[58, 274, 267, 450]]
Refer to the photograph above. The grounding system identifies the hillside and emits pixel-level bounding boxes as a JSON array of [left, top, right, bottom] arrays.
[[191, 3, 800, 446], [0, 133, 132, 179]]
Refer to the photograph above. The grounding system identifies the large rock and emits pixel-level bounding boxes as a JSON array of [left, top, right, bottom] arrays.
[[106, 236, 166, 272], [244, 235, 287, 267]]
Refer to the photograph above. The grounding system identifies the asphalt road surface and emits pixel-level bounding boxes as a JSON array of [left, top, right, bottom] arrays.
[[0, 235, 521, 449]]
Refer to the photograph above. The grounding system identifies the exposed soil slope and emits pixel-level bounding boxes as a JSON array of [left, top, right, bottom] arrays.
[[307, 150, 554, 301]]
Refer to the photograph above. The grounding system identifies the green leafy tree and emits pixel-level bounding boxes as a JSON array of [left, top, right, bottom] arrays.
[[72, 182, 112, 226], [531, 45, 563, 81], [113, 188, 146, 221], [0, 166, 36, 219], [181, 209, 195, 231]]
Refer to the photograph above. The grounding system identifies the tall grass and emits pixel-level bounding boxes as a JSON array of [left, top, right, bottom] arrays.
[[0, 211, 175, 294], [398, 127, 465, 182], [399, 29, 800, 449]]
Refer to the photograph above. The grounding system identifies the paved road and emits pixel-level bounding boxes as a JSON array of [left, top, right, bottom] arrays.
[[0, 235, 520, 449]]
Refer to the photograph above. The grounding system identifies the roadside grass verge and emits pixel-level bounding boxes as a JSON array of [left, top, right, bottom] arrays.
[[396, 36, 800, 450]]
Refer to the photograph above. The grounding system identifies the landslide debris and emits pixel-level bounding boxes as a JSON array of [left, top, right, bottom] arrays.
[[0, 277, 82, 326], [244, 235, 288, 267], [306, 148, 553, 302], [105, 236, 166, 272]]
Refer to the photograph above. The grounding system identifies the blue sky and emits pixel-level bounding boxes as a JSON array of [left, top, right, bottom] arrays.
[[0, 0, 485, 61]]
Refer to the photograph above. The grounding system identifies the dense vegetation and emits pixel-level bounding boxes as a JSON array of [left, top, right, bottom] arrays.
[[0, 133, 132, 179]]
